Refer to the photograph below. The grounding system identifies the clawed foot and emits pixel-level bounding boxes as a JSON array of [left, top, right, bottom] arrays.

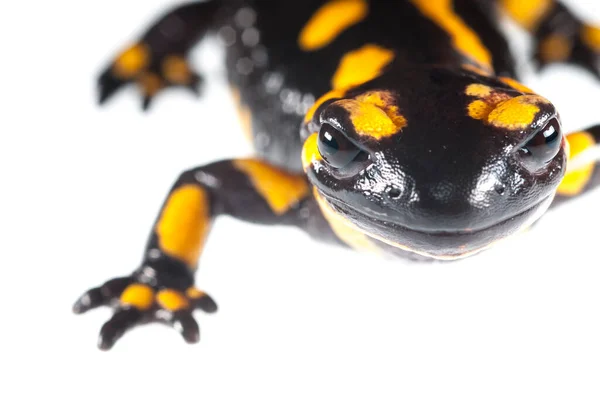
[[98, 42, 202, 110], [73, 259, 217, 350]]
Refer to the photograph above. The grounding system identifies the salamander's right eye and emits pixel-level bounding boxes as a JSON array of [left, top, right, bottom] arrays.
[[317, 124, 362, 169], [519, 117, 562, 170]]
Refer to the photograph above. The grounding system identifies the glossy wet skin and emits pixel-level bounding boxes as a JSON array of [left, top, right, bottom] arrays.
[[302, 65, 568, 259]]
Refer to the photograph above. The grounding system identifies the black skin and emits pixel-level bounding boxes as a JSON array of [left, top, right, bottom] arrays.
[[78, 0, 600, 349]]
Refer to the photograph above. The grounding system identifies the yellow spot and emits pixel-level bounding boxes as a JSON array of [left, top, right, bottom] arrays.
[[486, 95, 545, 130], [162, 55, 191, 85], [501, 0, 553, 30], [113, 43, 150, 78], [465, 83, 514, 121], [465, 84, 493, 98], [313, 188, 381, 252], [233, 159, 309, 215], [156, 185, 211, 268], [337, 90, 407, 139], [156, 289, 190, 312], [302, 132, 323, 171], [137, 72, 163, 97], [410, 0, 493, 70], [298, 0, 368, 51], [186, 287, 206, 299], [331, 44, 395, 90], [569, 132, 596, 158], [558, 132, 596, 196], [468, 99, 495, 120], [465, 84, 545, 129], [304, 89, 346, 123], [581, 24, 600, 52], [230, 87, 253, 143], [337, 99, 399, 138], [539, 34, 572, 63], [120, 284, 154, 310], [355, 91, 406, 126], [500, 77, 535, 94]]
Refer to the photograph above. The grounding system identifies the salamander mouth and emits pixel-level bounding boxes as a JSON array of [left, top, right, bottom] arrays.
[[322, 192, 551, 235], [317, 190, 554, 259]]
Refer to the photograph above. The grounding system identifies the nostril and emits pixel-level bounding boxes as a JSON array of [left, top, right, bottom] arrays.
[[494, 185, 506, 196], [386, 187, 402, 199]]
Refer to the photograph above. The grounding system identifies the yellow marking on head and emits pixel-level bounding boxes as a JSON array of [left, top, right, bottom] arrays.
[[137, 72, 163, 97], [356, 91, 407, 129], [499, 77, 535, 94], [465, 84, 539, 126], [186, 287, 206, 300], [581, 24, 600, 52], [337, 90, 407, 140], [410, 0, 493, 70], [468, 99, 495, 120], [500, 0, 553, 30], [298, 0, 368, 51], [331, 44, 395, 90], [230, 87, 253, 143], [233, 159, 309, 215], [313, 188, 381, 252], [465, 84, 493, 98], [486, 95, 545, 130], [302, 132, 323, 171], [462, 64, 493, 76], [156, 289, 190, 312], [156, 185, 211, 269], [113, 43, 150, 78], [557, 131, 596, 196], [120, 284, 154, 310], [465, 83, 509, 120], [539, 34, 572, 63], [304, 89, 346, 123], [162, 55, 192, 85], [338, 99, 400, 138]]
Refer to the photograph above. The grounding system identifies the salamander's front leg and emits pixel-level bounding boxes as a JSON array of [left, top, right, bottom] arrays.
[[98, 1, 220, 109], [553, 126, 600, 207], [74, 159, 317, 350], [499, 0, 600, 78]]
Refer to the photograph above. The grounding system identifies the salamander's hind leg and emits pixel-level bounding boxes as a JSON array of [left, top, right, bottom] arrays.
[[499, 1, 600, 78], [98, 1, 221, 109], [552, 126, 600, 207]]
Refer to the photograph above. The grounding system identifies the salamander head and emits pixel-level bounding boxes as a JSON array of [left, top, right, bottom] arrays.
[[301, 66, 567, 259]]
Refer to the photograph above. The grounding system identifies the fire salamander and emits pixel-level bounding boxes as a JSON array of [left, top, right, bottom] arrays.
[[74, 0, 600, 350]]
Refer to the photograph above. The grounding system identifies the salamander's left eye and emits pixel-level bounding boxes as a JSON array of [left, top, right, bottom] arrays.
[[519, 117, 562, 169], [317, 123, 363, 168]]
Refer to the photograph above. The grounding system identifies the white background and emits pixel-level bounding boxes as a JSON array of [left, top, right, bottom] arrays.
[[2, 1, 600, 397]]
